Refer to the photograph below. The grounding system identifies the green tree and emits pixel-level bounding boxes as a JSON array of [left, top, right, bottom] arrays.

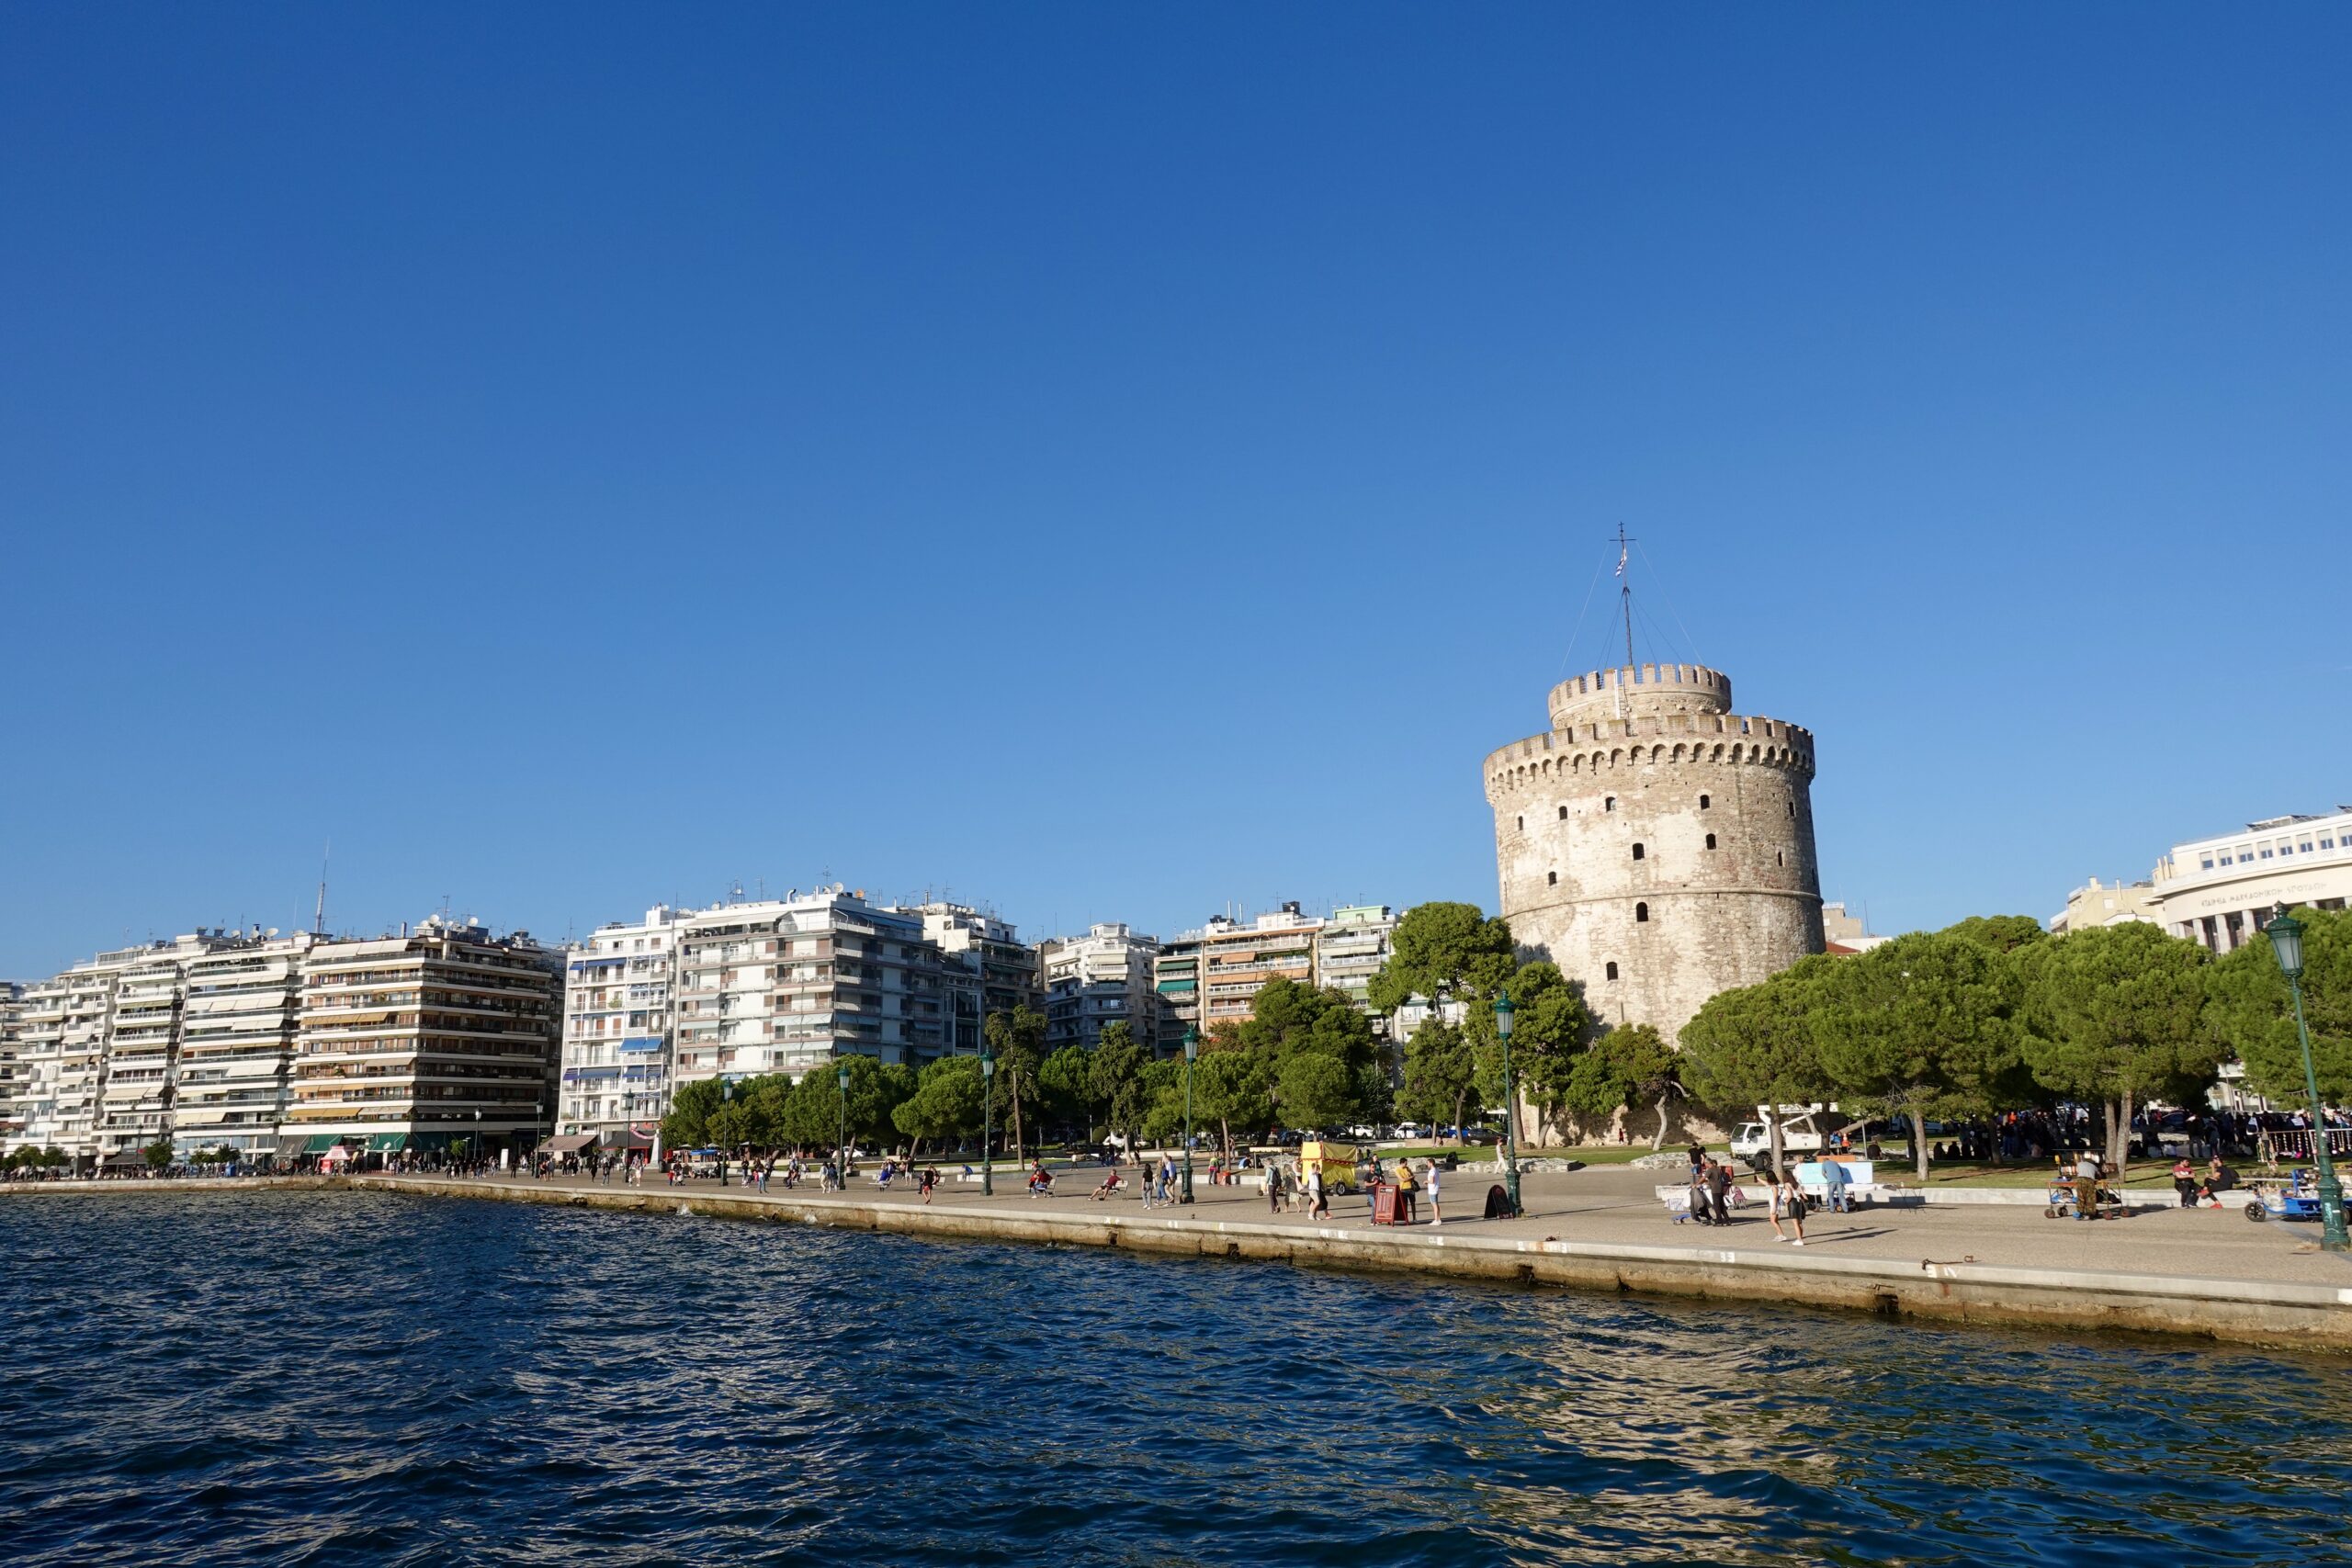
[[1810, 932, 2022, 1180], [1942, 914, 2051, 954], [2207, 905, 2352, 1106], [1231, 978, 1384, 1131], [661, 1077, 728, 1149], [1679, 955, 1838, 1171], [142, 1137, 175, 1171], [1193, 1048, 1274, 1156], [1277, 1052, 1355, 1132], [1457, 960, 1592, 1145], [1398, 1018, 1477, 1144], [1366, 901, 1518, 1014], [983, 1004, 1049, 1163], [893, 1055, 986, 1154], [1560, 1024, 1684, 1150], [1038, 1044, 1097, 1141], [1087, 1022, 1152, 1154], [2017, 922, 2219, 1171]]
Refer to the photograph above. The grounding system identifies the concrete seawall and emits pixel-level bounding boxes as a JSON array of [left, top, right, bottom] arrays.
[[360, 1176, 2352, 1352], [14, 1174, 2349, 1352]]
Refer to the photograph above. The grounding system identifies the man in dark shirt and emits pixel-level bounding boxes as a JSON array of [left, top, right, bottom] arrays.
[[1704, 1156, 1733, 1225]]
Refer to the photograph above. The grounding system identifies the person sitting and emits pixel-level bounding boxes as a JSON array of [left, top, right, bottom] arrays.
[[2171, 1156, 2199, 1209], [1027, 1163, 1054, 1196], [1092, 1169, 1125, 1201], [2200, 1156, 2239, 1203]]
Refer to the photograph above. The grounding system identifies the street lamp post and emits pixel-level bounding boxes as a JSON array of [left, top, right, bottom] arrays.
[[980, 1045, 996, 1197], [1494, 990, 1521, 1218], [1182, 1026, 1198, 1204], [836, 1061, 853, 1191], [2264, 912, 2347, 1251], [720, 1077, 733, 1185]]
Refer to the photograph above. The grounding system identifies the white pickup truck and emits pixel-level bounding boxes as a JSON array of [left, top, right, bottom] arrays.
[[1727, 1106, 1846, 1173]]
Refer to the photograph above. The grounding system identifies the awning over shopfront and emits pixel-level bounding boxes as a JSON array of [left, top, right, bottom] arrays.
[[101, 1149, 147, 1169], [276, 1135, 311, 1159], [364, 1134, 409, 1152], [546, 1134, 598, 1154], [300, 1134, 340, 1155]]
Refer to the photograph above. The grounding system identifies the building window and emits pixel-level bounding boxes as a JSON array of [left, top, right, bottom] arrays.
[[2261, 849, 2273, 859], [1705, 833, 1717, 850], [2324, 839, 2337, 850], [1547, 871, 1557, 886], [1558, 806, 1568, 820], [1777, 851, 1785, 867], [1605, 962, 1619, 981], [1786, 799, 1794, 817], [1699, 794, 1711, 810], [1635, 902, 1649, 922], [1516, 815, 1523, 830], [2201, 858, 2215, 870], [1632, 843, 1645, 861], [1604, 796, 1615, 812]]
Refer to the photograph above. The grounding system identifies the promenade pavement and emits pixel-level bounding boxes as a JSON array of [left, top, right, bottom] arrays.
[[425, 1159, 2352, 1292]]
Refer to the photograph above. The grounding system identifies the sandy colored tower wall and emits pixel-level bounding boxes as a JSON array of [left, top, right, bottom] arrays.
[[1483, 671, 1823, 1047]]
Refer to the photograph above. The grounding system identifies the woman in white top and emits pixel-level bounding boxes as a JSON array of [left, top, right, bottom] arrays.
[[1770, 1167, 1808, 1246]]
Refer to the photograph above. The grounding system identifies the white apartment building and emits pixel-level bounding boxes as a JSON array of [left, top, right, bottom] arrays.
[[287, 916, 563, 1159], [1315, 905, 1399, 1032], [1037, 922, 1162, 1053], [672, 888, 953, 1086], [0, 982, 25, 1142], [9, 976, 71, 1155], [910, 902, 1039, 1054], [173, 934, 317, 1159], [2151, 808, 2352, 953], [555, 907, 680, 1149]]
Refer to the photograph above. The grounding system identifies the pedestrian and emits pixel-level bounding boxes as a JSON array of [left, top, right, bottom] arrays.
[[2072, 1149, 2102, 1221], [1426, 1160, 1442, 1225], [1770, 1167, 1808, 1246], [1820, 1156, 1852, 1214], [1263, 1162, 1282, 1214], [1703, 1155, 1732, 1226], [1395, 1158, 1419, 1225], [1308, 1165, 1329, 1223]]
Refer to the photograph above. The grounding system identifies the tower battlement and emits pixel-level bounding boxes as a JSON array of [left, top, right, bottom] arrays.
[[1549, 662, 1732, 728]]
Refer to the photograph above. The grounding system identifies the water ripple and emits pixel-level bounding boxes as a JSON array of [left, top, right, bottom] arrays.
[[3, 1190, 2349, 1566]]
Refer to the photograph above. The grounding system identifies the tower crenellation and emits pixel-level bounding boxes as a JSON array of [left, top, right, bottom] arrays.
[[1486, 660, 1824, 1050]]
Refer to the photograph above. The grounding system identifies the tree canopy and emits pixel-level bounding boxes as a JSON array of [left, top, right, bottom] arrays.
[[2207, 904, 2352, 1105], [2018, 921, 2220, 1167], [1367, 901, 1518, 1013]]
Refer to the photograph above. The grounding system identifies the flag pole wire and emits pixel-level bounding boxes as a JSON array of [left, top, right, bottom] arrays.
[[1555, 547, 1611, 681], [1634, 536, 1702, 668]]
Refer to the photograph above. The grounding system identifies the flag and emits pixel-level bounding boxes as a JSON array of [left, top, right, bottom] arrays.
[[1615, 543, 1626, 578]]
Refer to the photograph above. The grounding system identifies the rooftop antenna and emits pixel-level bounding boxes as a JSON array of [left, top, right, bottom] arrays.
[[312, 840, 331, 936], [1613, 524, 1634, 719]]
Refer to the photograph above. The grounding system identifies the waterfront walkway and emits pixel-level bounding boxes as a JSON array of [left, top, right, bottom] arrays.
[[398, 1159, 2352, 1288]]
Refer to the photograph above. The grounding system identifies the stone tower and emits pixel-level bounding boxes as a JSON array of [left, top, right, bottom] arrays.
[[1482, 661, 1824, 1046]]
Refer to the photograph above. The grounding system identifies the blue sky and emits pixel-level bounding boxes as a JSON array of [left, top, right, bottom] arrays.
[[3, 5, 2346, 978]]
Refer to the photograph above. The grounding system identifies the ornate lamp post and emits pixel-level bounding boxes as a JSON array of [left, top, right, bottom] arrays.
[[1494, 989, 1521, 1218], [835, 1060, 853, 1190], [2264, 911, 2347, 1251], [1182, 1026, 1199, 1204], [980, 1044, 996, 1197]]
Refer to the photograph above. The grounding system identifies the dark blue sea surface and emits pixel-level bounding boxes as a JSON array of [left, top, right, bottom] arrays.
[[4, 1190, 2348, 1566]]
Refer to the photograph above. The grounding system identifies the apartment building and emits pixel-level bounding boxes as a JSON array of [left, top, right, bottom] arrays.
[[8, 976, 70, 1154], [1037, 922, 1163, 1053], [1314, 904, 1400, 1032], [1153, 903, 1327, 1037], [172, 935, 316, 1159], [911, 902, 1040, 1053], [554, 907, 680, 1147], [287, 916, 563, 1158], [0, 982, 25, 1143], [672, 888, 952, 1085]]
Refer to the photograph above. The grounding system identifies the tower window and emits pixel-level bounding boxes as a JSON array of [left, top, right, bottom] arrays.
[[1699, 794, 1710, 810], [1705, 833, 1717, 850], [1516, 815, 1523, 830], [1605, 962, 1619, 981], [1635, 902, 1649, 922], [1604, 796, 1615, 812], [1777, 851, 1785, 867], [1557, 806, 1567, 820], [1546, 872, 1557, 886], [1632, 843, 1645, 861], [1786, 799, 1793, 818]]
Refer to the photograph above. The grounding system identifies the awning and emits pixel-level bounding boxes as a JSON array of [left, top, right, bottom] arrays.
[[300, 1134, 339, 1155], [546, 1134, 598, 1153], [276, 1135, 311, 1158], [365, 1134, 409, 1152], [615, 1132, 654, 1151], [102, 1149, 147, 1168]]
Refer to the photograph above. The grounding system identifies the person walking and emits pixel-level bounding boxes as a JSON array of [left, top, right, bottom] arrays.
[[1264, 1161, 1283, 1214], [1308, 1165, 1329, 1223], [1770, 1167, 1808, 1245]]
